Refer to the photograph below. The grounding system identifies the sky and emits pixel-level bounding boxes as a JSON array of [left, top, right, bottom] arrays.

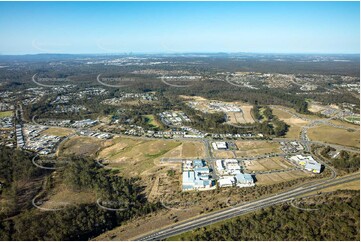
[[0, 1, 359, 54]]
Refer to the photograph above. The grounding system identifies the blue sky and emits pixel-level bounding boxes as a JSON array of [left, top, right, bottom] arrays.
[[0, 1, 359, 54]]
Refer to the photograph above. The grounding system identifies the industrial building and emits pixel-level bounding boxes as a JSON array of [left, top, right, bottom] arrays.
[[215, 159, 241, 175], [304, 161, 322, 174], [212, 141, 228, 150], [289, 155, 322, 173], [235, 173, 254, 187], [223, 159, 241, 174], [218, 176, 235, 188], [182, 159, 213, 191]]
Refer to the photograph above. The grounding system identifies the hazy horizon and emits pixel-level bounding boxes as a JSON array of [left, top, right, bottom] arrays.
[[0, 1, 359, 55]]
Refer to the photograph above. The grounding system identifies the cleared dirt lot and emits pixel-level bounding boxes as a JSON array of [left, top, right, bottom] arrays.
[[245, 157, 293, 172], [308, 125, 360, 148], [180, 95, 254, 124], [235, 140, 281, 156]]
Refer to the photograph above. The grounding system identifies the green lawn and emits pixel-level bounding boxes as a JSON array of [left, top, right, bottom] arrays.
[[0, 111, 13, 118], [143, 114, 163, 128], [345, 115, 360, 123]]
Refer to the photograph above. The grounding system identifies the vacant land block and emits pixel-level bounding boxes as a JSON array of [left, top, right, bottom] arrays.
[[59, 136, 105, 157], [97, 138, 182, 177], [213, 150, 236, 159], [256, 170, 309, 185], [162, 141, 205, 158], [245, 157, 293, 171], [308, 125, 360, 148], [235, 141, 280, 156], [41, 127, 75, 137]]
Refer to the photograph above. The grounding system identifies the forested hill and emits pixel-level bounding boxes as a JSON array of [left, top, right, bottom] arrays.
[[0, 146, 160, 240]]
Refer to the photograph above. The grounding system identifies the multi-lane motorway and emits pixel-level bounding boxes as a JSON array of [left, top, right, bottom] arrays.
[[134, 172, 359, 241]]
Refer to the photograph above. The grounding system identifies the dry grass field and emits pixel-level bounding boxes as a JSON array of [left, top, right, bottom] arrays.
[[41, 127, 75, 137], [235, 140, 281, 156], [58, 136, 108, 157], [238, 105, 255, 123], [227, 112, 245, 124], [244, 157, 293, 172], [272, 108, 310, 139], [97, 138, 182, 177], [329, 119, 360, 130], [161, 141, 205, 158], [304, 176, 360, 197], [227, 106, 254, 124], [308, 125, 360, 148], [256, 170, 310, 185], [40, 185, 96, 210], [213, 150, 236, 159]]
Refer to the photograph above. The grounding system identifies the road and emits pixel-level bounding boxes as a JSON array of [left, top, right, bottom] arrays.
[[273, 138, 359, 153], [134, 172, 359, 241]]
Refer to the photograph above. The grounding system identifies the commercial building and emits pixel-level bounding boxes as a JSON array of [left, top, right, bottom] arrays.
[[212, 141, 228, 150]]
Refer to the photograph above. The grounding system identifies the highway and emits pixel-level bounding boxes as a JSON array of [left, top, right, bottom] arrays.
[[134, 172, 359, 241]]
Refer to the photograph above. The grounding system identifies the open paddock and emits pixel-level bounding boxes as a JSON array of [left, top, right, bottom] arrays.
[[162, 141, 205, 158], [59, 136, 106, 157], [235, 140, 280, 156], [213, 150, 236, 159], [97, 138, 182, 177], [41, 127, 75, 137], [308, 125, 360, 148]]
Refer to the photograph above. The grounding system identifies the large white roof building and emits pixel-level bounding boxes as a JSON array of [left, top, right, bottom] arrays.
[[212, 142, 228, 150]]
